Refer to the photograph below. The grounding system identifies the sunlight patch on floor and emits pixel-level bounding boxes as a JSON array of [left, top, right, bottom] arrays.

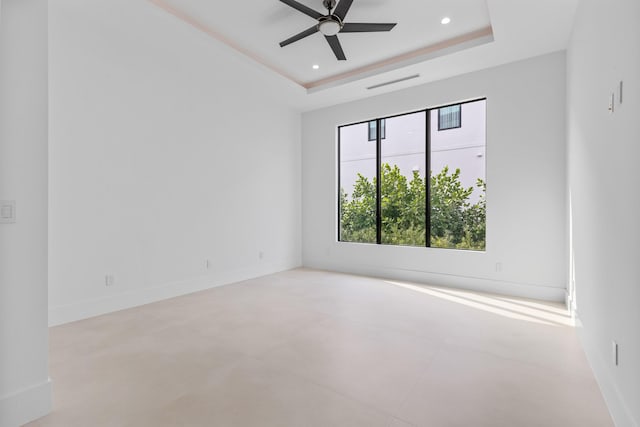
[[383, 280, 573, 327]]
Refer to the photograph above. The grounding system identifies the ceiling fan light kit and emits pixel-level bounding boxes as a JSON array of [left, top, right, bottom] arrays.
[[279, 0, 397, 61], [318, 17, 342, 36]]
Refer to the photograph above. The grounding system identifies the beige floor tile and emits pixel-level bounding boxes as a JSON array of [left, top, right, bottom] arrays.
[[128, 357, 390, 427], [388, 418, 415, 427], [258, 317, 439, 415], [28, 269, 613, 427], [397, 344, 613, 427], [444, 312, 595, 379]]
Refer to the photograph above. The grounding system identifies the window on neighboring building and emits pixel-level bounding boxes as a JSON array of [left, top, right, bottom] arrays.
[[438, 104, 461, 130], [368, 119, 386, 141], [338, 99, 486, 251]]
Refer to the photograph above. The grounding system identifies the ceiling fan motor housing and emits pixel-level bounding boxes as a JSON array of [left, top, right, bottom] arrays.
[[322, 0, 337, 10]]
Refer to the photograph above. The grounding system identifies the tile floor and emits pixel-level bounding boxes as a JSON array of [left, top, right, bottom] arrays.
[[28, 269, 613, 426]]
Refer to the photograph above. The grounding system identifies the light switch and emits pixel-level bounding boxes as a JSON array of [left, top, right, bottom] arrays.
[[0, 200, 16, 223]]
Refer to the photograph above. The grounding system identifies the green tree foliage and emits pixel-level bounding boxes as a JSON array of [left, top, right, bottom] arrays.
[[340, 164, 486, 250], [340, 173, 377, 243], [380, 164, 426, 246]]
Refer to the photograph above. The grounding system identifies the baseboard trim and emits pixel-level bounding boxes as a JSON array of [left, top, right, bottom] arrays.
[[304, 261, 566, 302], [575, 313, 638, 427], [49, 261, 299, 327], [0, 379, 51, 427]]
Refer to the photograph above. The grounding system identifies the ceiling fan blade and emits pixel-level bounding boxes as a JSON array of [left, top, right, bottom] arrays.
[[325, 35, 346, 60], [340, 22, 397, 32], [279, 0, 323, 20], [280, 26, 319, 47], [333, 0, 353, 20]]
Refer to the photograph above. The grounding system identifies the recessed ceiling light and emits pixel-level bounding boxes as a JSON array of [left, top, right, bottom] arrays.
[[441, 17, 451, 25], [312, 64, 320, 70]]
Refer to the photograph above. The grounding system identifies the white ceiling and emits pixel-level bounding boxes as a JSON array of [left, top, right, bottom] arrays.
[[149, 0, 580, 111], [158, 0, 492, 87]]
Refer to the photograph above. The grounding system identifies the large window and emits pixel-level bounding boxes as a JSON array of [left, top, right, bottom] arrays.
[[339, 99, 486, 251]]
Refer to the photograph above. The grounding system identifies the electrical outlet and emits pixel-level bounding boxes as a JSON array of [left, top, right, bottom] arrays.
[[206, 259, 211, 270], [105, 274, 115, 287], [495, 262, 502, 272], [0, 200, 16, 224], [258, 251, 264, 260], [612, 341, 619, 366]]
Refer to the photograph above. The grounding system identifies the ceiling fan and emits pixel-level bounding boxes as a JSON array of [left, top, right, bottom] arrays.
[[279, 0, 397, 61]]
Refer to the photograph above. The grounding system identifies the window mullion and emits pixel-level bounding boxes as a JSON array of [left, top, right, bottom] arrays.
[[376, 118, 382, 245], [426, 110, 431, 247]]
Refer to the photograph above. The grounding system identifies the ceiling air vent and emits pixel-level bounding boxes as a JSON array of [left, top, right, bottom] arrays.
[[367, 74, 420, 90]]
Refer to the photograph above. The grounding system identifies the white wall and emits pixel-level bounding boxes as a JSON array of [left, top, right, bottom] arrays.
[[48, 0, 302, 325], [567, 0, 640, 425], [0, 0, 51, 425], [302, 52, 567, 301]]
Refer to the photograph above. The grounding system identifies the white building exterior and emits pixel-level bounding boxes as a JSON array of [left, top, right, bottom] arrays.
[[340, 99, 486, 203]]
